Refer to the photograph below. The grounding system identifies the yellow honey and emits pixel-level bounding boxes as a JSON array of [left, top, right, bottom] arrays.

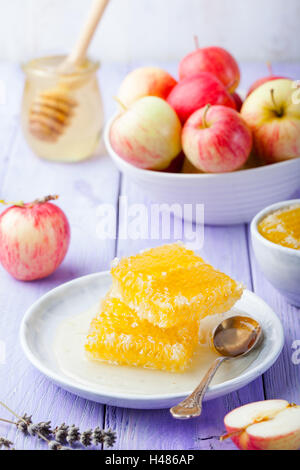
[[258, 204, 300, 250], [85, 243, 243, 373], [21, 55, 103, 162], [85, 294, 199, 372], [111, 243, 243, 328]]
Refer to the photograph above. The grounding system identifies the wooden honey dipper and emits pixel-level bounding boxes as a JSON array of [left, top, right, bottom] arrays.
[[29, 0, 110, 143]]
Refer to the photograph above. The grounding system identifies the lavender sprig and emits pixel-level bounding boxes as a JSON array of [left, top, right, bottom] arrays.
[[0, 401, 64, 450], [0, 400, 117, 450], [0, 437, 13, 449]]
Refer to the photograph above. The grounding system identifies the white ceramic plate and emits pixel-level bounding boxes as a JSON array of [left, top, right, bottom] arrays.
[[105, 114, 300, 225], [20, 271, 284, 409]]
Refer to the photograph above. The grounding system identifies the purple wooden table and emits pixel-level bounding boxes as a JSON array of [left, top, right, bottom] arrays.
[[0, 62, 299, 450]]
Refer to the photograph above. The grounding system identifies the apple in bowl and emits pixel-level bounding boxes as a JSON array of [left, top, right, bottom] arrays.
[[110, 96, 182, 170], [167, 72, 236, 124], [179, 44, 240, 93], [182, 104, 252, 173], [241, 78, 300, 163], [117, 66, 177, 107], [246, 63, 287, 97], [105, 112, 300, 225], [231, 92, 243, 112]]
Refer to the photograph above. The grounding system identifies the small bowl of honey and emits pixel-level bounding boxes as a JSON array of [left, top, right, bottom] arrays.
[[251, 199, 300, 307]]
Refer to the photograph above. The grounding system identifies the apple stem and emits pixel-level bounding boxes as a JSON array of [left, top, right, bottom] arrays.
[[194, 35, 200, 50], [267, 61, 273, 76], [32, 195, 59, 205], [270, 88, 283, 116], [0, 199, 24, 207], [0, 195, 59, 209], [202, 104, 211, 128], [113, 96, 128, 111]]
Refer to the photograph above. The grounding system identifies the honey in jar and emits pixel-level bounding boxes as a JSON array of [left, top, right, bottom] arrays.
[[258, 204, 300, 249], [21, 55, 103, 162]]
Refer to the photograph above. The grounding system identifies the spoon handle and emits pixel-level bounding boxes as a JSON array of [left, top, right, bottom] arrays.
[[66, 0, 110, 67], [170, 356, 228, 419]]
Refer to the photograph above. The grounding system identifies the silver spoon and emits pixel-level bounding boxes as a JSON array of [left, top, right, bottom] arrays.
[[170, 315, 263, 419]]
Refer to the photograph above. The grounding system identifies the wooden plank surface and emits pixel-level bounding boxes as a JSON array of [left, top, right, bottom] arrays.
[[0, 61, 299, 450]]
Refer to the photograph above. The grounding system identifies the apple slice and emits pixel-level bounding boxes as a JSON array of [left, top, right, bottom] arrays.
[[224, 400, 300, 450]]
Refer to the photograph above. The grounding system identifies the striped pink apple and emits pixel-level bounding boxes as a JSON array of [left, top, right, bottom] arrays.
[[178, 43, 240, 93], [117, 66, 177, 107], [182, 104, 252, 173], [0, 196, 70, 281], [110, 96, 182, 170]]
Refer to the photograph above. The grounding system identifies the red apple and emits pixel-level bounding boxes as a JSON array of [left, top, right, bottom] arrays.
[[247, 63, 287, 97], [241, 78, 300, 163], [231, 92, 243, 112], [179, 42, 240, 92], [182, 104, 252, 173], [117, 66, 177, 107], [167, 72, 236, 124], [224, 400, 300, 450], [0, 196, 70, 281], [110, 96, 182, 170]]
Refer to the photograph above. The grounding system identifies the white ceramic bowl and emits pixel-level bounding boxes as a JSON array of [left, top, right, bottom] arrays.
[[251, 199, 300, 306], [104, 114, 300, 225]]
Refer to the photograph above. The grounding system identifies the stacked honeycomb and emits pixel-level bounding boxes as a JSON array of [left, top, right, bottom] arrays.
[[85, 294, 199, 372], [85, 243, 243, 372], [258, 205, 300, 250]]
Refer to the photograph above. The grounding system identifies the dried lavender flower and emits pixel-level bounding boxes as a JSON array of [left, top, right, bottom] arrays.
[[37, 421, 52, 438], [48, 440, 62, 451], [0, 437, 13, 449], [27, 423, 40, 436], [80, 429, 92, 447], [92, 427, 106, 445], [53, 422, 69, 443], [16, 413, 32, 433], [28, 421, 52, 438], [54, 430, 68, 444], [54, 423, 69, 433], [66, 425, 80, 444], [104, 429, 116, 448]]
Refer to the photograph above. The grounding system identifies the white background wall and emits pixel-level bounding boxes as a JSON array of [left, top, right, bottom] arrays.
[[0, 0, 300, 63]]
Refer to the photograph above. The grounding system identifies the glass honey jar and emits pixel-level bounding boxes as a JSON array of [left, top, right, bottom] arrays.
[[21, 55, 104, 162]]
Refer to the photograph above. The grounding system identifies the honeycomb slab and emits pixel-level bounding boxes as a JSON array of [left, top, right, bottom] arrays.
[[111, 243, 243, 328], [85, 294, 199, 372]]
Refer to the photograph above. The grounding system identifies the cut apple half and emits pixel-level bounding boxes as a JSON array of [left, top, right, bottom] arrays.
[[223, 400, 300, 450]]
